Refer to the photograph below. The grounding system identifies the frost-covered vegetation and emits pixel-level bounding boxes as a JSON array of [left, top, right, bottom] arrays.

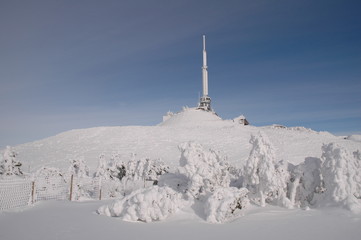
[[98, 186, 183, 222], [2, 130, 361, 223], [99, 132, 361, 223], [0, 146, 23, 177]]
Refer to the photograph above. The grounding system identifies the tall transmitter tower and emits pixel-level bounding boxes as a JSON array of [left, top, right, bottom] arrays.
[[198, 35, 212, 111]]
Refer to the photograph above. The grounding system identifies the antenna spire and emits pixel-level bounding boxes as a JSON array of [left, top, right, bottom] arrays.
[[198, 35, 211, 111]]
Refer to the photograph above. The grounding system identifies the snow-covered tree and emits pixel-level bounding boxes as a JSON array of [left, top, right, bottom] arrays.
[[320, 143, 361, 212], [177, 142, 231, 199], [126, 157, 169, 183], [0, 146, 23, 177], [67, 157, 93, 200], [243, 132, 290, 207], [94, 154, 126, 198], [68, 157, 89, 178], [204, 187, 249, 223], [94, 153, 169, 198], [94, 154, 108, 179], [288, 157, 324, 208], [353, 150, 361, 199]]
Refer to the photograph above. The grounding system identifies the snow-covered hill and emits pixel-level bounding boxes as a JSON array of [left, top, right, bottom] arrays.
[[1, 108, 360, 173]]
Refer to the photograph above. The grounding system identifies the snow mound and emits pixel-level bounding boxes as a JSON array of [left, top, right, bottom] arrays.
[[205, 187, 249, 223], [97, 186, 183, 222], [159, 108, 225, 127]]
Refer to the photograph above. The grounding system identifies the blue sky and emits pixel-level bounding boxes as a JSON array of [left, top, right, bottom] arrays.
[[0, 0, 360, 147]]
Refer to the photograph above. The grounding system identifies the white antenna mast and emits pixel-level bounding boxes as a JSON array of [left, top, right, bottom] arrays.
[[198, 35, 211, 111]]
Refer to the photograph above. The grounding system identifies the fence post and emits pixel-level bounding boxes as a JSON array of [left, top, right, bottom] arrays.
[[31, 181, 35, 204], [69, 175, 74, 201], [98, 178, 102, 201]]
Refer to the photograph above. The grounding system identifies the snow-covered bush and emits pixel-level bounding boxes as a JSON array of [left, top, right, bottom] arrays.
[[177, 142, 231, 199], [353, 150, 361, 199], [288, 157, 324, 208], [228, 164, 243, 188], [243, 132, 290, 207], [94, 154, 112, 180], [33, 167, 68, 201], [68, 157, 95, 200], [68, 157, 89, 178], [94, 153, 169, 198], [126, 156, 169, 183], [157, 172, 189, 194], [98, 186, 183, 222], [94, 154, 127, 198], [320, 143, 361, 212], [205, 187, 249, 223], [0, 146, 23, 177]]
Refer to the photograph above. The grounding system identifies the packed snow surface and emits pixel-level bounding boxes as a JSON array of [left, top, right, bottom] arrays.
[[1, 200, 360, 240]]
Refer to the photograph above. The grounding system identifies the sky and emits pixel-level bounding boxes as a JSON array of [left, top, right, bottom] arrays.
[[0, 0, 360, 147]]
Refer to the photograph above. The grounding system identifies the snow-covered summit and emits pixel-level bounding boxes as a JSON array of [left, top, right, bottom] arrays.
[[0, 108, 360, 176], [159, 107, 226, 127]]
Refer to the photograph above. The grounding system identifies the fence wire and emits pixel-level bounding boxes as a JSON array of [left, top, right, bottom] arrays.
[[0, 179, 32, 211], [0, 176, 153, 211], [35, 176, 68, 201]]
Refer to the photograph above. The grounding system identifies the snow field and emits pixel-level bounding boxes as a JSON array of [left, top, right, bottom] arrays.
[[1, 108, 361, 226]]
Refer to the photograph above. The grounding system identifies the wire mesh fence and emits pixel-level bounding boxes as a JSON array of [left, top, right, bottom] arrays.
[[0, 178, 32, 211], [35, 175, 69, 201], [0, 176, 154, 211]]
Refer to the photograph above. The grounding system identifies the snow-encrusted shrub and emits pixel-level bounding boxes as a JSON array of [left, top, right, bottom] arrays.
[[94, 154, 127, 198], [0, 146, 23, 177], [68, 157, 94, 200], [94, 154, 114, 180], [157, 172, 189, 194], [33, 167, 68, 200], [228, 164, 243, 188], [353, 150, 361, 199], [68, 157, 89, 178], [94, 154, 169, 198], [98, 186, 183, 222], [288, 157, 324, 208], [177, 142, 231, 199], [35, 167, 64, 178], [243, 132, 290, 207], [320, 143, 361, 212], [126, 156, 169, 183], [205, 187, 249, 223]]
